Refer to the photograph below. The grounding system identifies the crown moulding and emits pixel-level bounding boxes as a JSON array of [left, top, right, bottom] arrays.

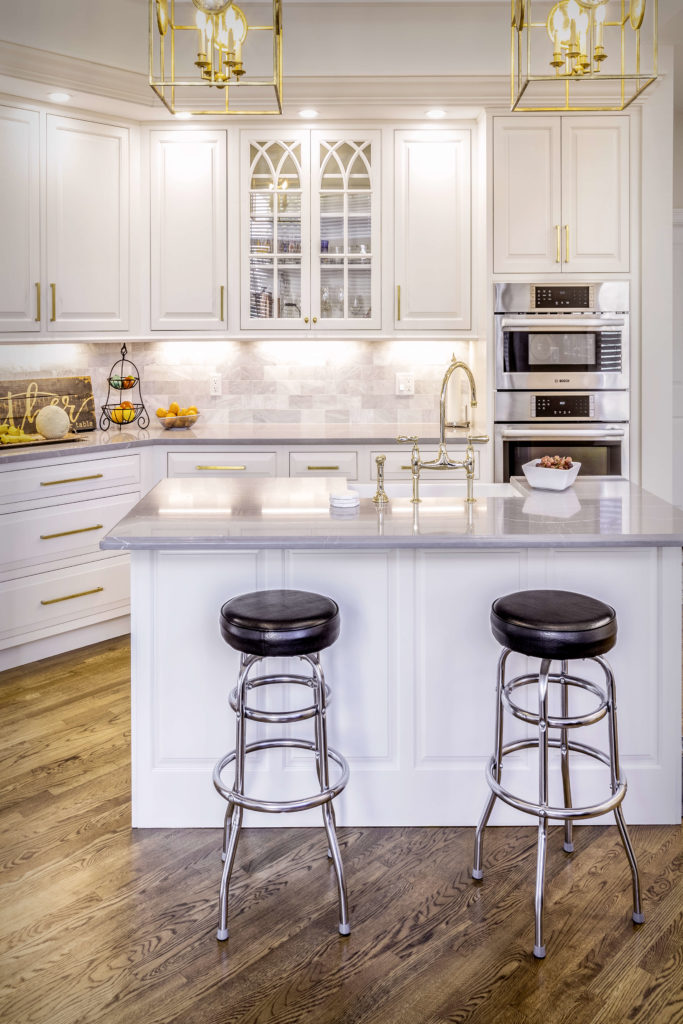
[[0, 39, 510, 118]]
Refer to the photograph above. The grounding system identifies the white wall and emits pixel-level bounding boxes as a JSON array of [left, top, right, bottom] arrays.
[[0, 1, 511, 78], [641, 49, 675, 503], [675, 114, 683, 208], [674, 212, 683, 509]]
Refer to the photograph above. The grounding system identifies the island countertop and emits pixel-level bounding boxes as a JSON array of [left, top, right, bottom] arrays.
[[101, 476, 683, 551]]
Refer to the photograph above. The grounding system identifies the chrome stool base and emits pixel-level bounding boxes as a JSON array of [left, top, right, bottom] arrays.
[[214, 651, 350, 941], [473, 649, 644, 958]]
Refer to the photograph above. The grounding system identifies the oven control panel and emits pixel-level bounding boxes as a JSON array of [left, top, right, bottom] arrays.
[[533, 285, 594, 309], [533, 394, 594, 418]]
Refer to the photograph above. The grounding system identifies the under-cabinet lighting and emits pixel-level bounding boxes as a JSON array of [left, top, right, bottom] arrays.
[[48, 92, 71, 103], [426, 108, 447, 119], [298, 108, 319, 118], [175, 112, 193, 120]]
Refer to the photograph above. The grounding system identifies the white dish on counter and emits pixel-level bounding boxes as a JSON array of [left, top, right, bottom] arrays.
[[522, 459, 581, 491]]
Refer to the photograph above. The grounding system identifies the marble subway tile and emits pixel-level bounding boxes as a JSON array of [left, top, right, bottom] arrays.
[[0, 337, 475, 426]]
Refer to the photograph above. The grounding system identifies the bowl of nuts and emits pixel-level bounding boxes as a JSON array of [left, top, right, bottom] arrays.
[[522, 456, 580, 491]]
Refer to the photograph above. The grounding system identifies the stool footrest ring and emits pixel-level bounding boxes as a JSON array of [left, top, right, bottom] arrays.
[[229, 677, 332, 724], [487, 737, 627, 820], [213, 738, 349, 814], [502, 672, 608, 729]]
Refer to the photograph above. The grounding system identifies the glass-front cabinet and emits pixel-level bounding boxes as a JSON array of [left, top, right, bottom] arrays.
[[241, 130, 380, 330]]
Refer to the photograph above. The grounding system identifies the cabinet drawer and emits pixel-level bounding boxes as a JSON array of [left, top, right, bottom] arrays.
[[289, 451, 357, 479], [167, 452, 277, 477], [0, 454, 140, 505], [0, 491, 140, 577], [370, 449, 479, 480], [0, 556, 130, 645]]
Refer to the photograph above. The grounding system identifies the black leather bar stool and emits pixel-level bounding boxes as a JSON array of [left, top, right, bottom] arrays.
[[472, 589, 644, 958], [213, 589, 350, 941]]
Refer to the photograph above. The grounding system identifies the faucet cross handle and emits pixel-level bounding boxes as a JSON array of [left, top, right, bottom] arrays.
[[396, 435, 419, 445]]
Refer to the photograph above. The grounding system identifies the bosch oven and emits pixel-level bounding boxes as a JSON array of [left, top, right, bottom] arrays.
[[495, 282, 629, 392], [494, 283, 630, 482]]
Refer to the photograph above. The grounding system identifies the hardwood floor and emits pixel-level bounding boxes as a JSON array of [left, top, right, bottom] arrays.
[[1, 636, 681, 1024]]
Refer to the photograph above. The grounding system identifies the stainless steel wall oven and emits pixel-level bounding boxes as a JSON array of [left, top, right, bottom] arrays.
[[494, 283, 630, 482]]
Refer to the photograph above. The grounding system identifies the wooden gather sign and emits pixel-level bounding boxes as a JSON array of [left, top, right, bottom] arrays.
[[0, 377, 97, 433]]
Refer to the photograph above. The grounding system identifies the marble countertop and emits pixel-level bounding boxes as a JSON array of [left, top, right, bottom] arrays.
[[101, 476, 683, 551], [0, 423, 476, 465]]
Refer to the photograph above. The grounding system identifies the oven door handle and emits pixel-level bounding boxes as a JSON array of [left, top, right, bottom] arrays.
[[499, 317, 625, 329], [500, 428, 625, 440]]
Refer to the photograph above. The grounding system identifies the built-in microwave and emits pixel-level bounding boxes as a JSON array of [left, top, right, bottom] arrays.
[[495, 282, 629, 391]]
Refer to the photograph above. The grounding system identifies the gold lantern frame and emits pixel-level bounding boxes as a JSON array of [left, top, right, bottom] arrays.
[[149, 0, 283, 116], [511, 0, 658, 112]]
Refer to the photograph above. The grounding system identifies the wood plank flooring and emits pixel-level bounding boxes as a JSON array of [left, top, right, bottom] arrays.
[[1, 636, 681, 1024]]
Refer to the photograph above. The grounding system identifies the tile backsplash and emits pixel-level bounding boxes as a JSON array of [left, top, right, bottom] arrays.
[[0, 338, 485, 426]]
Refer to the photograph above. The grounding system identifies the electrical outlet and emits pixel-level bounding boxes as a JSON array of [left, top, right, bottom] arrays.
[[395, 372, 415, 397], [209, 373, 222, 397]]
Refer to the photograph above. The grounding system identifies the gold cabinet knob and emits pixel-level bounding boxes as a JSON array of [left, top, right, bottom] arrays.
[[304, 316, 309, 323]]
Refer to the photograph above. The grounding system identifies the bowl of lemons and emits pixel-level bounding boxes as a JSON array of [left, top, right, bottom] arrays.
[[156, 402, 199, 429]]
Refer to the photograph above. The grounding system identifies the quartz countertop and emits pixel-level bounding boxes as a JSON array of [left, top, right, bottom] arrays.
[[0, 423, 474, 465], [101, 476, 683, 551]]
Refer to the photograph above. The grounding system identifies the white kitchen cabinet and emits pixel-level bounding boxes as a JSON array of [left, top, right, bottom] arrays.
[[150, 129, 227, 331], [394, 130, 472, 331], [46, 114, 129, 331], [493, 115, 630, 275], [0, 105, 40, 332], [0, 451, 141, 665], [241, 130, 381, 330], [167, 451, 278, 477], [289, 450, 357, 478]]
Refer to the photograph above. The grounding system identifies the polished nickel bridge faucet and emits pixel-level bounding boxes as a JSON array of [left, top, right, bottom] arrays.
[[397, 355, 489, 504]]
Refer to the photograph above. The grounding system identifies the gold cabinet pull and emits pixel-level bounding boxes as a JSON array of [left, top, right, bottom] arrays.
[[41, 586, 104, 606], [565, 224, 570, 263], [35, 282, 41, 322], [196, 465, 246, 471], [312, 316, 318, 323], [555, 225, 561, 263], [220, 285, 225, 321], [41, 473, 104, 486], [401, 465, 412, 470], [304, 316, 309, 323], [397, 284, 401, 321], [40, 524, 103, 540], [307, 465, 340, 471], [50, 283, 56, 322]]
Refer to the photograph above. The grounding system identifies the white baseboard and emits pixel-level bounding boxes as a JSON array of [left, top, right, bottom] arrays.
[[0, 616, 130, 673]]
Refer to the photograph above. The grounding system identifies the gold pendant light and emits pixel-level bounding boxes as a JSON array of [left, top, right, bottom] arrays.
[[511, 0, 658, 111], [149, 0, 282, 116]]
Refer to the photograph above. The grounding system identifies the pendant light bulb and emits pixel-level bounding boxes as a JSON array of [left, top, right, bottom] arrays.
[[192, 0, 232, 14]]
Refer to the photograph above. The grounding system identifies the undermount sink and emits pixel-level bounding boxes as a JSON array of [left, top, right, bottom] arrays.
[[351, 481, 518, 499]]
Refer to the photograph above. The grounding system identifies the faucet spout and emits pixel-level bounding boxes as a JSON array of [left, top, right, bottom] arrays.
[[439, 354, 478, 446]]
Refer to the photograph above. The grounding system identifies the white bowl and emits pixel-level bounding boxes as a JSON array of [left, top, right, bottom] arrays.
[[522, 459, 581, 491]]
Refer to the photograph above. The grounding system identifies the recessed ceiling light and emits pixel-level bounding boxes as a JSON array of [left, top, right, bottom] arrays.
[[299, 108, 318, 118], [426, 108, 447, 120], [175, 112, 193, 119], [48, 92, 71, 104]]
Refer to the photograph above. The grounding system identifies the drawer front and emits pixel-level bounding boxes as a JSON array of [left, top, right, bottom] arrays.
[[289, 451, 358, 479], [0, 491, 140, 577], [0, 454, 140, 505], [0, 556, 130, 645], [370, 449, 479, 480], [167, 452, 277, 477]]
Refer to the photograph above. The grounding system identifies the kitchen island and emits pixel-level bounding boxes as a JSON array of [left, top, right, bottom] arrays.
[[102, 476, 683, 828]]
